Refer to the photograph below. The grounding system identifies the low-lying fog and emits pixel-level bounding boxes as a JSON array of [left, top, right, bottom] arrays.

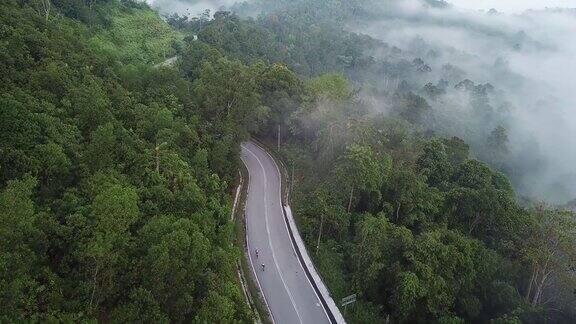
[[148, 0, 576, 204], [146, 0, 237, 16], [356, 1, 576, 203]]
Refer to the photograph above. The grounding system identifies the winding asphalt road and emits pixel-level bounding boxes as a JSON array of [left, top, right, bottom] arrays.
[[241, 142, 331, 324]]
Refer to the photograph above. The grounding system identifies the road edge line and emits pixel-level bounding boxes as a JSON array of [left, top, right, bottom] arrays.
[[251, 140, 346, 324], [243, 144, 303, 323], [238, 149, 275, 324]]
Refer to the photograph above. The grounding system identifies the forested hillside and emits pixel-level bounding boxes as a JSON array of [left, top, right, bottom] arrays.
[[2, 0, 575, 323], [0, 0, 262, 321], [164, 1, 576, 322]]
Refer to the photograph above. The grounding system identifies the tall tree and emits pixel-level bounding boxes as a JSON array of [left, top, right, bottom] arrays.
[[521, 208, 576, 307], [417, 139, 452, 187], [85, 184, 139, 314], [334, 144, 386, 212], [0, 176, 43, 319]]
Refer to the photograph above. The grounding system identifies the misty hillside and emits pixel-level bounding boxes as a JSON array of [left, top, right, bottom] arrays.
[[1, 0, 575, 323], [230, 0, 576, 205]]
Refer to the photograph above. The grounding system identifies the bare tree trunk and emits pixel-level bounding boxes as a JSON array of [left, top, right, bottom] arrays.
[[44, 168, 49, 187], [532, 274, 544, 305], [290, 163, 295, 199], [155, 147, 160, 173], [316, 213, 324, 252], [526, 264, 537, 302], [468, 212, 483, 235], [35, 0, 52, 22], [347, 186, 354, 213], [533, 267, 553, 305], [88, 260, 100, 314], [43, 0, 51, 22], [329, 125, 333, 156], [396, 201, 401, 220]]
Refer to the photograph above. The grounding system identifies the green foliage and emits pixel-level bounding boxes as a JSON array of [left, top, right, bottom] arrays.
[[392, 272, 422, 320], [308, 73, 352, 102], [171, 2, 575, 323], [281, 79, 571, 323], [256, 63, 306, 136], [135, 215, 210, 321], [417, 138, 452, 187], [193, 57, 263, 136], [519, 208, 576, 317], [0, 1, 251, 321], [335, 144, 386, 211], [0, 176, 42, 320], [315, 239, 348, 299], [188, 55, 272, 178], [392, 91, 433, 125], [386, 168, 443, 229], [442, 137, 470, 167], [3, 0, 575, 322], [89, 3, 182, 65], [195, 11, 278, 64], [346, 301, 387, 323], [351, 214, 413, 297], [110, 288, 169, 323], [89, 183, 139, 255], [170, 6, 381, 77]]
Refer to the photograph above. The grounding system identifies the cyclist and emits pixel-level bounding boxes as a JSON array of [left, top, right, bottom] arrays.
[[255, 248, 259, 259], [261, 263, 265, 271]]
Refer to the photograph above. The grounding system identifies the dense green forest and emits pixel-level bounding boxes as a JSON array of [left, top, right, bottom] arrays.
[[165, 1, 576, 323], [0, 0, 265, 321], [1, 0, 575, 323]]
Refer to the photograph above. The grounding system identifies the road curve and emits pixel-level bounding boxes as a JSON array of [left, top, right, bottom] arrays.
[[241, 141, 331, 324]]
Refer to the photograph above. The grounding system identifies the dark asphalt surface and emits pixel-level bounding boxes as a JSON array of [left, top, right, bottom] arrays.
[[241, 142, 330, 324]]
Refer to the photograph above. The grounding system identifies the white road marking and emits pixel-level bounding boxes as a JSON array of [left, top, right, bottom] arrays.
[[250, 142, 332, 322], [241, 149, 276, 324], [243, 144, 304, 324]]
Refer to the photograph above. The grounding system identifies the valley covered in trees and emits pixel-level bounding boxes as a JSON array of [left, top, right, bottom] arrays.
[[1, 0, 575, 323]]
